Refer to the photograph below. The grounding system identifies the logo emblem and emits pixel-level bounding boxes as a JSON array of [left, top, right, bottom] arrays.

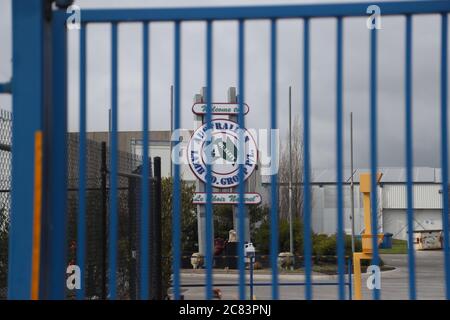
[[187, 119, 257, 188]]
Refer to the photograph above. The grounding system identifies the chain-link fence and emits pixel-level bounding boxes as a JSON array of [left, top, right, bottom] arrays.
[[0, 109, 11, 299], [0, 121, 155, 299], [67, 133, 153, 299]]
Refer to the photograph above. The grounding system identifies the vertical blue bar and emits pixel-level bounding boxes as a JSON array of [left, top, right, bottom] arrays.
[[140, 22, 150, 300], [172, 21, 182, 300], [109, 22, 119, 299], [336, 17, 345, 300], [369, 26, 380, 300], [303, 18, 313, 301], [405, 14, 416, 300], [205, 20, 213, 300], [47, 10, 68, 299], [76, 23, 87, 300], [8, 0, 45, 299], [441, 13, 450, 300], [238, 20, 246, 300], [270, 19, 279, 300]]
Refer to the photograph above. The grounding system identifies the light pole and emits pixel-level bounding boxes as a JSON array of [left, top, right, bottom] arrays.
[[288, 86, 294, 261]]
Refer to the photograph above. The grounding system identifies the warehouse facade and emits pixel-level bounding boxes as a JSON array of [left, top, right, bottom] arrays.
[[308, 167, 443, 240]]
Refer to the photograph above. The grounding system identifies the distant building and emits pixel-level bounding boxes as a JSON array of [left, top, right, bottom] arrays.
[[262, 167, 443, 240], [85, 130, 195, 182], [85, 130, 263, 193]]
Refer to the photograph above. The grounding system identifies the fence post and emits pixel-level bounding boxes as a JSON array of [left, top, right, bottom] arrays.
[[101, 142, 107, 299], [151, 157, 162, 299], [8, 0, 46, 299], [128, 174, 137, 300]]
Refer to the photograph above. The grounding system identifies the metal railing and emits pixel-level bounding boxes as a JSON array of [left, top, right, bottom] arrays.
[[5, 0, 450, 300]]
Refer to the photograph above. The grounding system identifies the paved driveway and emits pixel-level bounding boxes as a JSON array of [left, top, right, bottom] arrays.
[[362, 251, 445, 300], [179, 251, 446, 300]]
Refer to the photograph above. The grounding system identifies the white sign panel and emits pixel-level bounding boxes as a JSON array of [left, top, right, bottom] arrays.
[[187, 119, 257, 188], [192, 102, 249, 115], [193, 192, 262, 205]]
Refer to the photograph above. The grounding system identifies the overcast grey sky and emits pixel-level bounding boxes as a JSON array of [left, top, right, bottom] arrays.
[[0, 0, 447, 170]]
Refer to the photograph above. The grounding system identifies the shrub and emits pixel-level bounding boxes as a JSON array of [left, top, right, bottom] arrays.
[[252, 217, 366, 261], [253, 217, 304, 255], [313, 234, 362, 257], [313, 234, 337, 256]]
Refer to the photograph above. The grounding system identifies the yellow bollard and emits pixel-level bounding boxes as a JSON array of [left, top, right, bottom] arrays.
[[353, 253, 362, 300], [353, 173, 383, 300]]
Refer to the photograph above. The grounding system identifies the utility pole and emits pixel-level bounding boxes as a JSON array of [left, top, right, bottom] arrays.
[[350, 112, 356, 254], [288, 86, 294, 259]]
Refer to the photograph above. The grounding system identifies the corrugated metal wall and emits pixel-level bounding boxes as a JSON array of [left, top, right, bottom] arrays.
[[311, 184, 442, 235], [312, 185, 365, 235], [382, 184, 442, 209]]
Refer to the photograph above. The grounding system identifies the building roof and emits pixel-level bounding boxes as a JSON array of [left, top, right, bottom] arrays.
[[261, 167, 442, 185], [311, 167, 442, 184]]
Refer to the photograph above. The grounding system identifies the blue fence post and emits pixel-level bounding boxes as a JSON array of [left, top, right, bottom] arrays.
[[76, 22, 87, 300], [440, 13, 450, 300], [109, 22, 119, 300], [336, 16, 345, 300], [237, 19, 247, 301], [140, 22, 150, 301], [44, 9, 69, 299], [303, 18, 313, 301], [8, 0, 46, 299], [269, 18, 279, 300], [405, 14, 416, 300], [172, 21, 182, 301], [205, 20, 214, 301], [369, 25, 380, 301]]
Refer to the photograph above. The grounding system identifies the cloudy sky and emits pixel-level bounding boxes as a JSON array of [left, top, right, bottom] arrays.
[[0, 0, 446, 171]]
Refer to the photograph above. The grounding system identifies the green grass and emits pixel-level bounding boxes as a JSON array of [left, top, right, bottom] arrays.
[[379, 239, 408, 254]]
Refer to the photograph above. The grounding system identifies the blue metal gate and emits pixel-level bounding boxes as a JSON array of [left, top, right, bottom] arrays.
[[4, 0, 450, 300]]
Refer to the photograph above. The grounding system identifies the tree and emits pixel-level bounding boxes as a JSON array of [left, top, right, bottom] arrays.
[[213, 205, 233, 240], [278, 116, 304, 219], [249, 204, 270, 242], [161, 177, 197, 296], [213, 204, 270, 244]]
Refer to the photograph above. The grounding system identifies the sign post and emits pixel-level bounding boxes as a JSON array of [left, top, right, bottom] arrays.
[[228, 87, 250, 243], [193, 89, 208, 256], [189, 87, 257, 256]]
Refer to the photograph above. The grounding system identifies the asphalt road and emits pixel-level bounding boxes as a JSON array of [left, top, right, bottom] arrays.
[[179, 251, 446, 300]]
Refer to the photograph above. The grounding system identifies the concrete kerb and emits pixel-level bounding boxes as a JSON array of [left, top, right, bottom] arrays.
[[180, 266, 398, 282]]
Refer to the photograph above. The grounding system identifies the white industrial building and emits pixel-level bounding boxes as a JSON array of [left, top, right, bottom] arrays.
[[309, 167, 443, 240]]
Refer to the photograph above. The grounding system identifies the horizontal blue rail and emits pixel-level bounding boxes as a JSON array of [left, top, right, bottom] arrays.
[[180, 282, 351, 287], [80, 1, 450, 23], [0, 82, 12, 94]]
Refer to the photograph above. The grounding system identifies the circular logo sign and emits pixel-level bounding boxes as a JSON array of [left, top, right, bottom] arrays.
[[188, 119, 257, 188]]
